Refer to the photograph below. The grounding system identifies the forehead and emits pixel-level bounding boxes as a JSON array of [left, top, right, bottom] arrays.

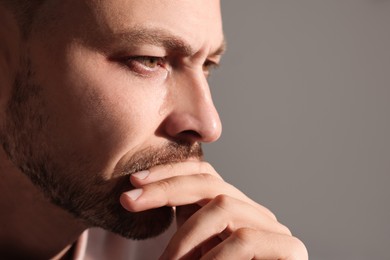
[[48, 0, 223, 53]]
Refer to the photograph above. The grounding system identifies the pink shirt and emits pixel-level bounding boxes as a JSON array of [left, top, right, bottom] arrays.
[[72, 225, 175, 260]]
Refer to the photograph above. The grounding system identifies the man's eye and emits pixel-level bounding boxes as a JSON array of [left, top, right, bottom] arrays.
[[122, 56, 169, 78], [131, 56, 165, 69], [203, 60, 219, 77]]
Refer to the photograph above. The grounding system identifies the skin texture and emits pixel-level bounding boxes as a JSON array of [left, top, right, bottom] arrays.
[[0, 0, 308, 259]]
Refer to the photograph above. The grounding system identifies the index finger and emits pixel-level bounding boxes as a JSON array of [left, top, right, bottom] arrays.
[[130, 161, 223, 187]]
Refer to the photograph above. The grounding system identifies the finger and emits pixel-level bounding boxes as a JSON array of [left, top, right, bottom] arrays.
[[121, 173, 268, 216], [126, 169, 276, 220], [201, 228, 308, 260], [161, 195, 291, 260], [121, 173, 234, 211], [175, 204, 201, 227], [130, 161, 222, 186]]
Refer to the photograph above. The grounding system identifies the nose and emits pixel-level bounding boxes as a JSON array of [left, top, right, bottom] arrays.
[[160, 70, 222, 144]]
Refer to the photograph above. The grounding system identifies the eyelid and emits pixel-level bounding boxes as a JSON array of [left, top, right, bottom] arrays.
[[122, 55, 170, 78], [118, 53, 220, 79], [204, 59, 220, 69], [201, 60, 220, 79], [128, 56, 167, 66]]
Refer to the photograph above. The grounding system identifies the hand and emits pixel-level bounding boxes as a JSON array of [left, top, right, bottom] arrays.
[[120, 161, 308, 260]]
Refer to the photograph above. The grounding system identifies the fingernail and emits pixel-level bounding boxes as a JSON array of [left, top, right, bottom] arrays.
[[125, 188, 143, 201], [132, 170, 149, 180]]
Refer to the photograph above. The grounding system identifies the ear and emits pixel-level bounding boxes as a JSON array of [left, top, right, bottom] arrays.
[[0, 5, 22, 115]]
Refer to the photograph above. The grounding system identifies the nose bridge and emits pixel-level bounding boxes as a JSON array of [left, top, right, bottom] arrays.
[[166, 68, 222, 143], [182, 69, 214, 115]]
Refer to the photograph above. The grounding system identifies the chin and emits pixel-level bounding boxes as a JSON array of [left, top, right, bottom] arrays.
[[107, 206, 175, 240], [52, 174, 175, 240]]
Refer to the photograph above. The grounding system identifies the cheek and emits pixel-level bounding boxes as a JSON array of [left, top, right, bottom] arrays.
[[33, 43, 167, 172]]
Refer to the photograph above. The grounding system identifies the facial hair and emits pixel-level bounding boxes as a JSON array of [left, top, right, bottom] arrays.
[[0, 55, 203, 240]]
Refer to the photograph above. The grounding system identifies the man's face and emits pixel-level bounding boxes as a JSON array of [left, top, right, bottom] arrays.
[[1, 0, 223, 239]]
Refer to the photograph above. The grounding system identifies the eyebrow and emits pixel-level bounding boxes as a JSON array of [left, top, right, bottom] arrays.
[[101, 26, 226, 57]]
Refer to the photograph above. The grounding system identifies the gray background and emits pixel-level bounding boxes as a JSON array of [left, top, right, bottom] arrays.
[[204, 1, 390, 259]]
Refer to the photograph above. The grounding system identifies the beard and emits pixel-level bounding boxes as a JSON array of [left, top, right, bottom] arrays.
[[0, 55, 203, 240]]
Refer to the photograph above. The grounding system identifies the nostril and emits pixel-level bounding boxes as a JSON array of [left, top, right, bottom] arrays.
[[177, 130, 202, 142]]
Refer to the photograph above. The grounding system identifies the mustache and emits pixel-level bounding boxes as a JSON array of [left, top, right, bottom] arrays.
[[118, 142, 203, 177]]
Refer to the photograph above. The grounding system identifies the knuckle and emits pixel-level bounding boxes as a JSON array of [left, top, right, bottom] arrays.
[[266, 208, 277, 221], [198, 172, 218, 183], [232, 228, 253, 243], [198, 161, 222, 179], [199, 161, 214, 173], [155, 179, 172, 192], [261, 206, 277, 221], [212, 194, 232, 208], [280, 224, 292, 236], [288, 236, 309, 260]]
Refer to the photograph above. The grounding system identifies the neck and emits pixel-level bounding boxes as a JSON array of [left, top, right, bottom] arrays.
[[0, 150, 88, 259]]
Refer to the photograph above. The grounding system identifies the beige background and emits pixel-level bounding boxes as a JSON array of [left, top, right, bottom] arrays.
[[204, 1, 390, 259]]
